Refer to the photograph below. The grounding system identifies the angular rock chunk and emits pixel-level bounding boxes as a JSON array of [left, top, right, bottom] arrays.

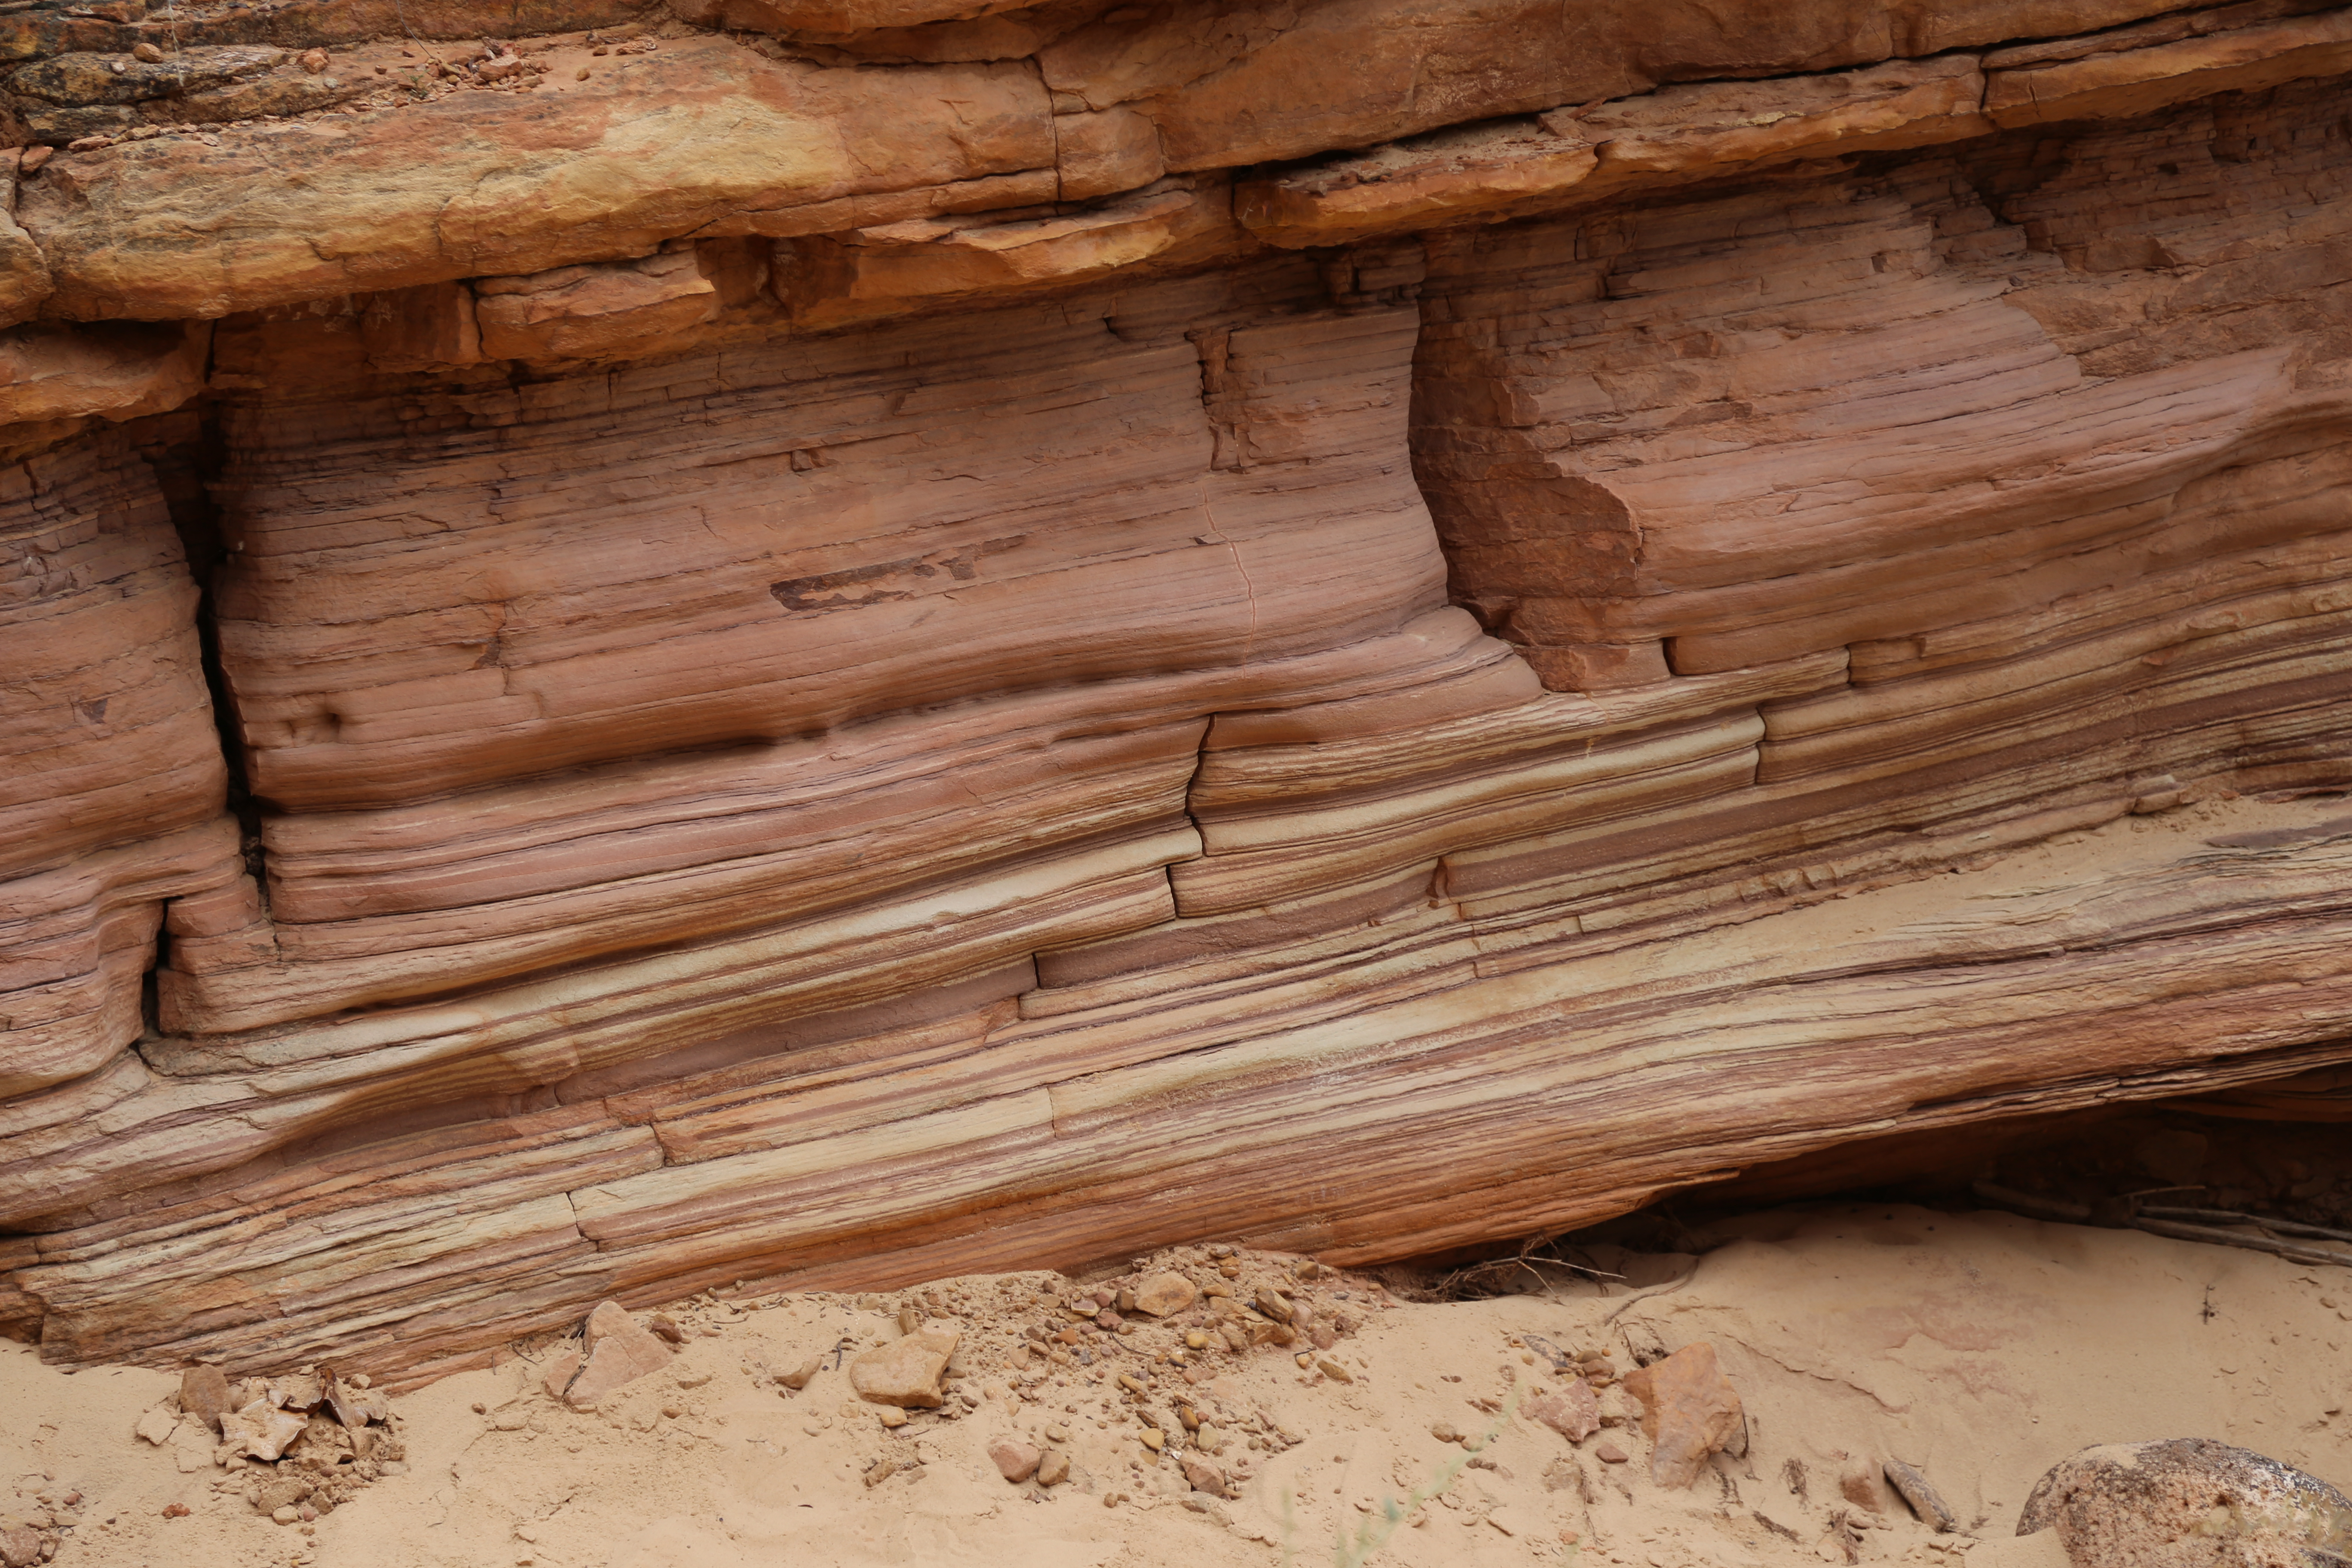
[[178, 1364, 232, 1434], [1620, 1341, 1743, 1489], [267, 1370, 322, 1410], [1131, 1272, 1197, 1317], [1054, 107, 1163, 201], [988, 1437, 1041, 1482], [220, 1397, 308, 1461], [540, 1299, 676, 1410], [473, 251, 719, 361], [1182, 1454, 1234, 1498], [2018, 1438, 2352, 1566], [850, 1321, 960, 1409], [1528, 1381, 1600, 1443]]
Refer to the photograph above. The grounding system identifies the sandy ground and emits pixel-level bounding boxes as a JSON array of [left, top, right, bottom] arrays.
[[4, 1206, 2349, 1568]]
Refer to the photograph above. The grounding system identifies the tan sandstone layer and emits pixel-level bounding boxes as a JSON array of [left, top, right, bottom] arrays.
[[0, 0, 2349, 1380]]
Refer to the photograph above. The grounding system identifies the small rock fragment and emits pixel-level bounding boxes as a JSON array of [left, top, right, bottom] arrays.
[[180, 1364, 233, 1434], [1840, 1464, 1886, 1513], [1528, 1382, 1600, 1443], [222, 1398, 308, 1462], [18, 146, 52, 175], [132, 40, 165, 62], [253, 1476, 311, 1516], [1181, 1454, 1234, 1498], [1132, 1272, 1198, 1317], [778, 1357, 821, 1390], [299, 48, 329, 73], [1543, 1455, 1589, 1498], [862, 1457, 897, 1488], [322, 1374, 370, 1433], [272, 1505, 299, 1525], [1884, 1459, 1956, 1533], [876, 1406, 907, 1429], [1140, 1428, 1165, 1452], [267, 1371, 322, 1411], [1036, 1448, 1069, 1486], [989, 1438, 1042, 1482], [1316, 1357, 1352, 1384], [647, 1314, 686, 1345], [849, 1322, 960, 1409], [161, 1503, 190, 1519], [1620, 1341, 1743, 1489], [0, 1527, 35, 1568], [1595, 1441, 1629, 1465], [541, 1301, 675, 1409], [135, 1404, 180, 1445]]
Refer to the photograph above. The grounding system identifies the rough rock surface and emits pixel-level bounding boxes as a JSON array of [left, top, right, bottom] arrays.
[[849, 1323, 961, 1409], [1620, 1342, 1743, 1489], [538, 1300, 675, 1409], [1528, 1382, 1601, 1445], [2018, 1439, 2352, 1565], [0, 0, 2348, 1381]]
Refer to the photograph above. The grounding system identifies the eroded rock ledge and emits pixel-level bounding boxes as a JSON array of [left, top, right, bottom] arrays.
[[1, 0, 2349, 1381]]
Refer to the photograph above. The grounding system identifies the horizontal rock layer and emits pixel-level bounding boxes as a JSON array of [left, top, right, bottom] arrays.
[[0, 0, 2343, 343], [0, 1, 2349, 1378]]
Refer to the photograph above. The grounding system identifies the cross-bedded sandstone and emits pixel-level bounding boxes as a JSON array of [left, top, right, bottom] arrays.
[[0, 0, 2348, 1381]]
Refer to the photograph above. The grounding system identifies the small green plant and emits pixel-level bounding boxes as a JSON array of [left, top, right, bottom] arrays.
[[1279, 1383, 1527, 1568]]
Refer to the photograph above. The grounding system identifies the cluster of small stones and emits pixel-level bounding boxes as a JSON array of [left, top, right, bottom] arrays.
[[0, 1483, 69, 1567], [149, 1362, 407, 1547], [753, 1246, 1383, 1503]]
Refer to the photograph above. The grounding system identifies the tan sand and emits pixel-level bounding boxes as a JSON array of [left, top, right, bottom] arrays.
[[3, 1207, 2348, 1568]]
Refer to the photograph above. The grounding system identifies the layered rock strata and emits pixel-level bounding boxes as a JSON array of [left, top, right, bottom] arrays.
[[0, 0, 2348, 1380]]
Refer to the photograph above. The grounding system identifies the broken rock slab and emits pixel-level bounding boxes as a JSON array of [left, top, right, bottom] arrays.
[[2018, 1438, 2352, 1567], [849, 1321, 960, 1409], [539, 1299, 676, 1410], [1528, 1380, 1600, 1443], [1620, 1341, 1743, 1489], [1182, 1454, 1234, 1498], [178, 1364, 231, 1434], [1131, 1271, 1198, 1317], [220, 1397, 307, 1462]]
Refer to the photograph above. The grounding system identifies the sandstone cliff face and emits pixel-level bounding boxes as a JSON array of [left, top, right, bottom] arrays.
[[0, 0, 2349, 1380]]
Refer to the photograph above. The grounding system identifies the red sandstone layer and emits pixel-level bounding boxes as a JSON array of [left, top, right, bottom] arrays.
[[0, 0, 2347, 1379]]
